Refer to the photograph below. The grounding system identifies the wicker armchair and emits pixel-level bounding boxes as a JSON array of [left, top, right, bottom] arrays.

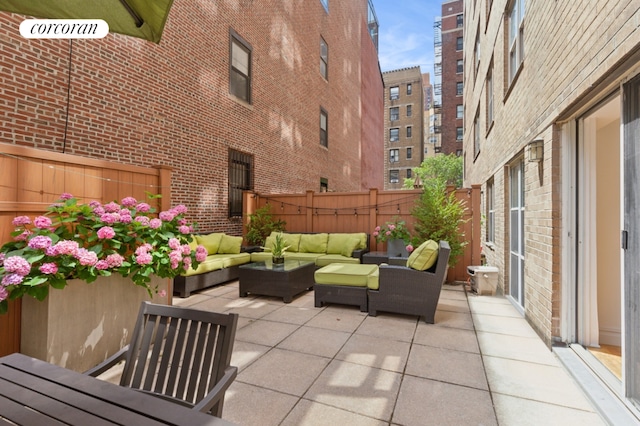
[[368, 241, 451, 324]]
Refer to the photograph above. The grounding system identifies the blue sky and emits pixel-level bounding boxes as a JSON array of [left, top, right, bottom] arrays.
[[372, 0, 440, 75]]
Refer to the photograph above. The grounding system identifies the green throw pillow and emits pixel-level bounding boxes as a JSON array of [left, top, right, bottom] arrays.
[[263, 235, 276, 252], [406, 240, 439, 271], [195, 233, 224, 255], [218, 234, 243, 254], [327, 233, 350, 254], [270, 232, 300, 252], [299, 233, 328, 253], [341, 237, 361, 257]]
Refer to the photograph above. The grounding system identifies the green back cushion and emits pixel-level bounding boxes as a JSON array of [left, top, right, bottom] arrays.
[[187, 236, 199, 252], [263, 235, 275, 251], [327, 233, 367, 254], [406, 240, 439, 271], [195, 233, 224, 255], [341, 237, 361, 257], [218, 234, 243, 254], [299, 233, 328, 253], [270, 232, 301, 252]]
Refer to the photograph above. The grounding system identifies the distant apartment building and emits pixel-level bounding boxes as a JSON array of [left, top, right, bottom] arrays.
[[464, 0, 640, 421], [422, 73, 436, 159], [0, 0, 384, 233], [382, 67, 424, 190], [439, 0, 464, 155]]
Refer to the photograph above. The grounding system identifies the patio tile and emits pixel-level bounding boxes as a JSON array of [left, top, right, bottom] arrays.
[[433, 309, 475, 330], [262, 304, 322, 325], [393, 375, 497, 426], [436, 297, 471, 313], [405, 344, 488, 390], [493, 393, 606, 426], [414, 322, 479, 353], [238, 348, 330, 396], [466, 298, 522, 317], [171, 293, 210, 307], [483, 356, 596, 410], [476, 331, 558, 365], [235, 319, 299, 346], [230, 340, 271, 372], [223, 381, 299, 426], [199, 283, 239, 298], [304, 359, 402, 421], [286, 292, 317, 308], [306, 308, 367, 333], [440, 286, 468, 301], [185, 294, 245, 312], [278, 326, 352, 358], [354, 314, 417, 343], [281, 399, 387, 426], [472, 313, 539, 338], [335, 334, 410, 373], [223, 298, 283, 319]]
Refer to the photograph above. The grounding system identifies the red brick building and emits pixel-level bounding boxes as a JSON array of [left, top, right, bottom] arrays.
[[0, 1, 383, 233], [440, 0, 464, 155]]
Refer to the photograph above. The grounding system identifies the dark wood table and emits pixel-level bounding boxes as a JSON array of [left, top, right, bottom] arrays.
[[239, 260, 315, 303], [0, 353, 235, 426]]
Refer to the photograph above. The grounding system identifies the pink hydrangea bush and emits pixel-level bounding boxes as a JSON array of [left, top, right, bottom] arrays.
[[0, 194, 205, 314]]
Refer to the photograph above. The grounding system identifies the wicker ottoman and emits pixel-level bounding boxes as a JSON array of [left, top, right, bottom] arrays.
[[314, 263, 379, 312]]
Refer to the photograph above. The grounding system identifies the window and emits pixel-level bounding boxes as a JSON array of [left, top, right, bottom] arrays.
[[487, 64, 494, 127], [320, 37, 328, 79], [390, 86, 399, 100], [390, 107, 399, 121], [407, 169, 412, 179], [457, 59, 463, 73], [406, 105, 412, 117], [474, 109, 480, 157], [389, 149, 399, 163], [389, 128, 399, 142], [406, 126, 412, 138], [320, 108, 328, 147], [456, 104, 464, 119], [456, 36, 463, 51], [456, 14, 463, 28], [228, 149, 253, 217], [487, 178, 495, 242], [389, 169, 399, 183], [320, 178, 328, 192], [320, 0, 328, 12], [230, 30, 251, 103], [406, 147, 412, 159], [474, 29, 480, 73], [456, 127, 463, 140], [508, 0, 525, 83], [456, 81, 463, 96], [407, 84, 412, 95]]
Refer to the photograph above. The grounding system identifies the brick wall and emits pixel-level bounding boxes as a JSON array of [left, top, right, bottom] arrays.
[[463, 0, 640, 345], [441, 0, 464, 155], [0, 1, 383, 234]]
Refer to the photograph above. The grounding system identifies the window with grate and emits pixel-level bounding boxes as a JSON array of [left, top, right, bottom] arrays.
[[320, 108, 328, 147], [389, 169, 399, 183], [228, 149, 253, 218], [456, 81, 463, 95], [320, 37, 328, 79], [456, 36, 463, 51], [456, 14, 463, 28]]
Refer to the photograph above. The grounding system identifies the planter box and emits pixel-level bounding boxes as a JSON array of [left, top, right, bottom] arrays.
[[20, 275, 169, 372]]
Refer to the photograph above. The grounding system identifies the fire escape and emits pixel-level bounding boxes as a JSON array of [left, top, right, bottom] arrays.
[[432, 18, 443, 154]]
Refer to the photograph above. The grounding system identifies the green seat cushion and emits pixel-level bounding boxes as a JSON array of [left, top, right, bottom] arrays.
[[314, 264, 379, 289], [406, 240, 439, 271], [196, 233, 224, 255], [218, 234, 243, 254], [299, 233, 328, 253], [220, 252, 251, 267], [284, 252, 323, 262], [315, 254, 360, 267], [182, 256, 225, 276], [326, 233, 367, 254], [250, 251, 273, 262]]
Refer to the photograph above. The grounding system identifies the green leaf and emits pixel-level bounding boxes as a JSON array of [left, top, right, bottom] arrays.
[[23, 276, 48, 287]]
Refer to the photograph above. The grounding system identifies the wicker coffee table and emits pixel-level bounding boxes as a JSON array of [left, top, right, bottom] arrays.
[[239, 260, 315, 303]]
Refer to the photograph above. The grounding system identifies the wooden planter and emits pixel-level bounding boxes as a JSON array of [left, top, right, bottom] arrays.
[[20, 275, 169, 372]]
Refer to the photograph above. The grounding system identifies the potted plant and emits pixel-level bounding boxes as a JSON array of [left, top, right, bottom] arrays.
[[269, 233, 289, 264], [0, 193, 208, 313], [245, 204, 286, 247], [373, 216, 412, 257]]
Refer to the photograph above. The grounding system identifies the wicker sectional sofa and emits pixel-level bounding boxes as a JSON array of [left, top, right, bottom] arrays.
[[173, 233, 251, 298], [249, 232, 370, 267]]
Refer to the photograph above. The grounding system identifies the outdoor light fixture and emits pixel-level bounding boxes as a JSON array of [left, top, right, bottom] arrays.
[[528, 139, 544, 162]]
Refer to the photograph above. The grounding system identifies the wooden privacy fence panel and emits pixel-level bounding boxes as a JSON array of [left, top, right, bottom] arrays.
[[243, 186, 482, 283], [0, 143, 172, 356]]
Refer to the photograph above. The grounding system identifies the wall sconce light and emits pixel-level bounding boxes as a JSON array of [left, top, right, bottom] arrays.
[[528, 139, 544, 162]]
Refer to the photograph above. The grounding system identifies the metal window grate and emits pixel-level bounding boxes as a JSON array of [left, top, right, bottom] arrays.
[[228, 149, 253, 217]]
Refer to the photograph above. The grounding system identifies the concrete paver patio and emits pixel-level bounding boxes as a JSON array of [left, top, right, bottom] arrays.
[[173, 281, 606, 426]]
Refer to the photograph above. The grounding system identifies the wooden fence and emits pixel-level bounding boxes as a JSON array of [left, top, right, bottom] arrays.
[[243, 185, 481, 283], [0, 143, 172, 356]]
